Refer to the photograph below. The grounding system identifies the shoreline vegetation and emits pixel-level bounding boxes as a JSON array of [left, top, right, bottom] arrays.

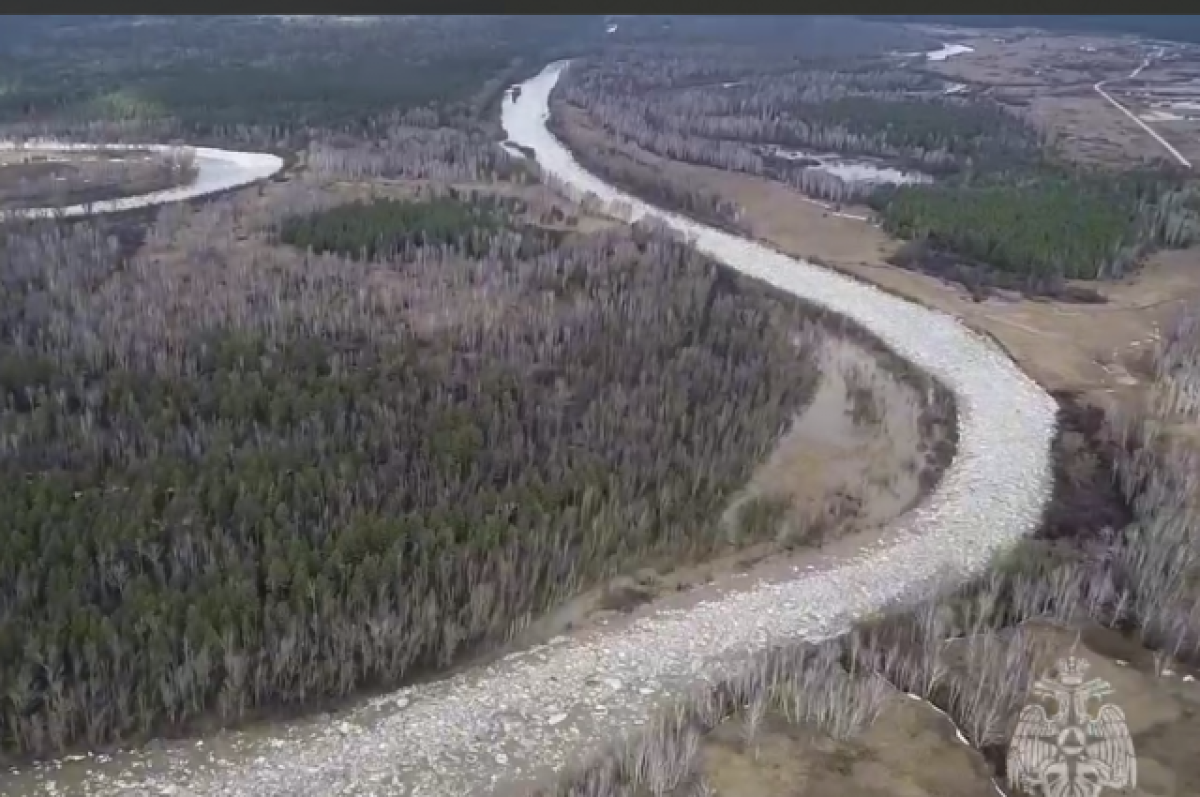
[[1, 15, 1198, 797], [0, 172, 958, 764], [537, 234, 1195, 794], [528, 22, 1200, 797]]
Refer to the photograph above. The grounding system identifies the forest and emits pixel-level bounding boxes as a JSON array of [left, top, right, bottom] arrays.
[[0, 15, 609, 143], [555, 51, 1040, 180], [553, 37, 1200, 296], [872, 167, 1200, 290], [544, 110, 747, 233], [608, 15, 937, 55], [0, 14, 770, 760], [0, 167, 855, 757], [275, 191, 581, 261]]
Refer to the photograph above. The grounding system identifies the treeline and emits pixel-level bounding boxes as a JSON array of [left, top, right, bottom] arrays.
[[0, 16, 135, 50], [0, 16, 609, 142], [872, 168, 1200, 293], [304, 124, 538, 186], [0, 191, 827, 759], [554, 48, 1042, 207], [555, 38, 1200, 295], [613, 15, 937, 56], [276, 192, 568, 261], [546, 109, 746, 232], [0, 16, 615, 185]]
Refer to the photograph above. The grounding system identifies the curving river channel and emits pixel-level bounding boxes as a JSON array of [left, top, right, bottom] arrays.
[[0, 140, 283, 219], [4, 62, 1058, 797]]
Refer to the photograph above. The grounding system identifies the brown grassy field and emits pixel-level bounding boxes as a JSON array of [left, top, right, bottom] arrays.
[[921, 27, 1200, 168], [1103, 48, 1200, 167]]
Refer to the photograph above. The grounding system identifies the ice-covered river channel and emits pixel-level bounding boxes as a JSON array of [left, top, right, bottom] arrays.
[[4, 59, 1055, 797], [0, 140, 283, 219]]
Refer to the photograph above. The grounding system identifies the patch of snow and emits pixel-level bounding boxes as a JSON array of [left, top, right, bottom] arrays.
[[821, 161, 931, 185], [764, 145, 932, 186], [925, 43, 975, 62], [1140, 110, 1184, 122], [899, 43, 976, 62], [259, 15, 380, 25]]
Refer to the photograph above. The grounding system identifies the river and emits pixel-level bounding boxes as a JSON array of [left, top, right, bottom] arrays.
[[0, 140, 283, 219], [3, 60, 1056, 797]]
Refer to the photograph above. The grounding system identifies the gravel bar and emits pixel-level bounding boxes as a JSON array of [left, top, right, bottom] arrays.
[[5, 61, 1057, 797]]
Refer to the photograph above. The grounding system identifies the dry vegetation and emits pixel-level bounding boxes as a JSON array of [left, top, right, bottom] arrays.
[[543, 295, 1200, 796], [0, 18, 963, 767], [8, 14, 1200, 797], [553, 30, 1200, 305], [921, 28, 1200, 169], [549, 18, 1200, 403], [1104, 46, 1200, 167], [0, 147, 197, 211], [924, 30, 1156, 164], [537, 15, 1200, 797]]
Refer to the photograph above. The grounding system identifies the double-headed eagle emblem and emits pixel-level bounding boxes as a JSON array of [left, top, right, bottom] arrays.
[[1008, 655, 1137, 797]]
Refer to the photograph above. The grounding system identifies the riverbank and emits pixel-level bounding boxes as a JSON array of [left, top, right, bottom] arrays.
[[3, 60, 1055, 797]]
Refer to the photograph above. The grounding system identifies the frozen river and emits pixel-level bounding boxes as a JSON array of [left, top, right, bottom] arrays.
[[0, 140, 283, 218], [4, 60, 1056, 797]]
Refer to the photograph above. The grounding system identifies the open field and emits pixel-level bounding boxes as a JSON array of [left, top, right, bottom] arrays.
[[919, 30, 1154, 165], [918, 27, 1200, 168], [1103, 48, 1200, 167]]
